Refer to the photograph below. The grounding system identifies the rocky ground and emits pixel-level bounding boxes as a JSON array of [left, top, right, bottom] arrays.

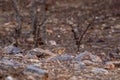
[[0, 0, 120, 80]]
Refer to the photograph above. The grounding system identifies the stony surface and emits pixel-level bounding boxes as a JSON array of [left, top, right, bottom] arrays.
[[0, 0, 120, 80], [3, 45, 22, 54]]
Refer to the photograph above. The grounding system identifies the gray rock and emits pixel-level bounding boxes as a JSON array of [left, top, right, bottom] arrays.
[[73, 61, 86, 70], [28, 48, 56, 56], [49, 40, 57, 46], [89, 54, 102, 63], [82, 60, 97, 66], [27, 76, 36, 80], [75, 51, 102, 63], [3, 45, 22, 54], [0, 58, 23, 68], [23, 65, 48, 75], [5, 76, 15, 80], [105, 61, 120, 68], [91, 68, 109, 74], [106, 61, 120, 65], [75, 51, 89, 61], [49, 54, 73, 61]]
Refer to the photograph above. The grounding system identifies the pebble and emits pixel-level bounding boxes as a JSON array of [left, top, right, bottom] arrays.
[[113, 25, 120, 29], [105, 61, 120, 69], [89, 54, 102, 63], [75, 51, 102, 63], [75, 51, 90, 61], [49, 54, 73, 61], [5, 76, 15, 80], [73, 61, 86, 70], [82, 60, 96, 66], [23, 65, 48, 75], [108, 52, 120, 59], [28, 48, 55, 56], [91, 68, 109, 74], [3, 45, 22, 54], [27, 76, 36, 80], [105, 63, 115, 69], [49, 40, 57, 46]]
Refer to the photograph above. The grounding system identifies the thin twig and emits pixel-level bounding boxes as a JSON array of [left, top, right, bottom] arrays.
[[12, 0, 22, 46], [41, 0, 47, 44], [29, 0, 38, 47], [30, 0, 37, 35], [71, 25, 79, 46], [77, 18, 95, 51], [29, 0, 47, 47]]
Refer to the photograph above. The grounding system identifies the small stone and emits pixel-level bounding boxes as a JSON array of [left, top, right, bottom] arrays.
[[73, 24, 77, 27], [5, 76, 15, 80], [67, 20, 74, 25], [23, 65, 48, 75], [28, 48, 56, 57], [83, 60, 96, 66], [3, 45, 22, 54], [26, 54, 38, 59], [49, 54, 73, 61], [104, 62, 115, 69], [57, 35, 61, 38], [49, 40, 57, 46], [1, 59, 14, 66], [91, 68, 109, 74], [27, 76, 36, 80], [75, 51, 90, 61], [75, 51, 102, 62], [80, 44, 85, 48], [75, 51, 102, 63], [105, 61, 120, 69], [113, 25, 120, 29], [111, 29, 120, 33], [108, 52, 120, 59], [73, 61, 86, 70], [26, 37, 34, 44], [89, 54, 102, 63]]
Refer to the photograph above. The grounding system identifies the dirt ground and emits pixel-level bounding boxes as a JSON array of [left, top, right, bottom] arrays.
[[0, 0, 120, 80]]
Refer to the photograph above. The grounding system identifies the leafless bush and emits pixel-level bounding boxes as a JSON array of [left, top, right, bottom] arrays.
[[11, 0, 22, 46], [10, 0, 47, 47]]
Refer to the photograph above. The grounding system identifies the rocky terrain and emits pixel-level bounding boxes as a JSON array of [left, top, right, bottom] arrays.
[[0, 0, 120, 80]]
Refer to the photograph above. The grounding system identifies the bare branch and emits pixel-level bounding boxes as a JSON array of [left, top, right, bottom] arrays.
[[29, 0, 47, 47], [41, 0, 47, 44], [77, 18, 95, 51], [11, 0, 22, 46]]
